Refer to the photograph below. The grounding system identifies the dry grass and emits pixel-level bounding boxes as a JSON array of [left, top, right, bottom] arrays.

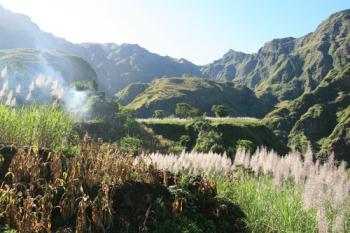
[[0, 140, 163, 233]]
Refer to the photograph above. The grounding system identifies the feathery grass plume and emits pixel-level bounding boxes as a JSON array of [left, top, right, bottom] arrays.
[[233, 147, 251, 169], [141, 150, 234, 178], [51, 84, 64, 100], [35, 73, 47, 88], [15, 84, 21, 94], [25, 90, 32, 101], [233, 146, 350, 232], [1, 79, 9, 93], [28, 81, 35, 92], [1, 66, 7, 78]]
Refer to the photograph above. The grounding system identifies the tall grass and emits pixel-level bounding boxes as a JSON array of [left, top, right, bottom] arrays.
[[217, 174, 317, 233], [141, 151, 234, 178], [145, 147, 350, 232], [0, 103, 74, 149], [233, 147, 350, 233]]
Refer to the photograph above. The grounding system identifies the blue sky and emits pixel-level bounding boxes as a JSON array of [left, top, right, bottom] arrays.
[[0, 0, 349, 64]]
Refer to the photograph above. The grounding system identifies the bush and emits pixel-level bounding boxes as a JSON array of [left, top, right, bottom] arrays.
[[179, 135, 191, 148], [194, 130, 225, 154], [235, 139, 255, 152], [211, 105, 229, 117], [175, 103, 199, 118], [153, 109, 165, 119], [119, 136, 143, 155]]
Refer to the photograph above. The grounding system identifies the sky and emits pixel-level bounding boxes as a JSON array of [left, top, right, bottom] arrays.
[[0, 1, 349, 65]]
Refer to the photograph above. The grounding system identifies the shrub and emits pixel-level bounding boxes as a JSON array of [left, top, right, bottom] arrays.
[[211, 105, 229, 117], [235, 139, 255, 152], [194, 130, 225, 154], [175, 103, 199, 118], [119, 136, 143, 155], [153, 109, 165, 119]]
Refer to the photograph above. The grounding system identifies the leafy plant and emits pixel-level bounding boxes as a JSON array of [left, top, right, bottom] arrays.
[[211, 105, 229, 117], [175, 103, 199, 118], [153, 109, 165, 119], [119, 136, 143, 155]]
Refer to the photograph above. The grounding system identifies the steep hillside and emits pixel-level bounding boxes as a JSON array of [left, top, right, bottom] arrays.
[[264, 65, 350, 162], [202, 9, 350, 104], [115, 82, 150, 105], [122, 77, 271, 118], [0, 5, 203, 95]]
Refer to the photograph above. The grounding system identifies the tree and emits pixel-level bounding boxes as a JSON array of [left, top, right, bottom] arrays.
[[211, 105, 229, 117], [179, 135, 191, 148], [175, 103, 199, 118], [153, 109, 165, 119], [194, 130, 225, 154]]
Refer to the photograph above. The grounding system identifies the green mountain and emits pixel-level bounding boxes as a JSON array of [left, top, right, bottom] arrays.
[[120, 77, 271, 118], [202, 9, 350, 105], [264, 65, 350, 162]]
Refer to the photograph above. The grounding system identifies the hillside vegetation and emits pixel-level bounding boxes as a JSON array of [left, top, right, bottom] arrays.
[[264, 65, 350, 163], [138, 117, 288, 155], [121, 77, 271, 118]]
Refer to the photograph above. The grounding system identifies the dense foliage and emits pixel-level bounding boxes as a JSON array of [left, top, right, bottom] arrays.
[[0, 103, 74, 149]]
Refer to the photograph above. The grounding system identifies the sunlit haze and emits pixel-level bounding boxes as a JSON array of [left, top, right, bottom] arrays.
[[0, 0, 349, 64]]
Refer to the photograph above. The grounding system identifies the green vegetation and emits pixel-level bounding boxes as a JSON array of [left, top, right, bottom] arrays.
[[0, 6, 349, 233], [211, 104, 229, 117], [139, 117, 288, 156], [118, 136, 143, 155], [202, 9, 350, 105], [234, 139, 255, 152], [115, 82, 150, 105], [194, 130, 225, 154], [0, 103, 74, 149], [119, 77, 271, 118], [175, 103, 199, 118], [153, 109, 165, 119], [217, 174, 317, 232], [264, 65, 350, 163]]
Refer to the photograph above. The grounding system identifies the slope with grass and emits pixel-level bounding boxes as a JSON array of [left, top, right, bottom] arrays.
[[121, 77, 271, 118], [264, 65, 350, 162], [138, 117, 288, 155], [202, 9, 350, 105], [115, 82, 150, 105]]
